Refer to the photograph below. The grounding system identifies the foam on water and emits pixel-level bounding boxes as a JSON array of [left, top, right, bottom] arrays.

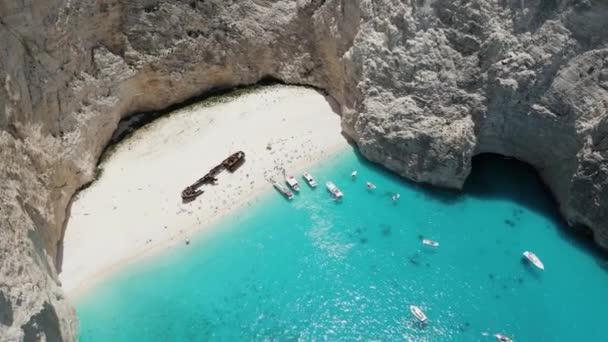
[[76, 148, 608, 341]]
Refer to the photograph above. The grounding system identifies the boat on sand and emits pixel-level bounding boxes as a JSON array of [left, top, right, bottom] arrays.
[[522, 251, 544, 270], [326, 181, 343, 199], [273, 181, 294, 200], [409, 305, 428, 323], [302, 172, 318, 188]]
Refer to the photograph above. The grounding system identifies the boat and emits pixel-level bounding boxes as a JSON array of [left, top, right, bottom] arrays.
[[523, 251, 545, 270], [221, 151, 245, 172], [351, 170, 358, 178], [409, 305, 428, 323], [326, 181, 343, 199], [392, 193, 400, 201], [494, 333, 513, 342], [181, 187, 203, 201], [302, 172, 318, 188], [273, 181, 294, 200], [422, 239, 439, 247], [366, 181, 376, 189], [286, 176, 301, 192]]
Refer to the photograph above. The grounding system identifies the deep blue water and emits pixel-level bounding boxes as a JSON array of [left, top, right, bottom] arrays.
[[76, 148, 608, 341]]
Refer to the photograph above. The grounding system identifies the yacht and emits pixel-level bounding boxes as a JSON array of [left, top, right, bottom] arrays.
[[523, 251, 545, 270], [273, 181, 294, 200], [409, 305, 427, 323], [494, 333, 513, 342], [422, 239, 439, 247], [326, 181, 343, 199], [302, 172, 318, 188]]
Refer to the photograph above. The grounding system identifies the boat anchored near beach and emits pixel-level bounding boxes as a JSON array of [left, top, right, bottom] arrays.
[[522, 251, 545, 270], [302, 172, 318, 188], [286, 175, 301, 192], [326, 181, 343, 199], [409, 305, 428, 323], [273, 181, 294, 200]]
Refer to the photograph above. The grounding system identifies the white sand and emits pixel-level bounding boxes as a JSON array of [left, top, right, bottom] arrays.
[[60, 85, 348, 295]]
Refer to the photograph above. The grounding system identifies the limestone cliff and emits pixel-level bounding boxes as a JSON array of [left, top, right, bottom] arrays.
[[0, 0, 606, 340]]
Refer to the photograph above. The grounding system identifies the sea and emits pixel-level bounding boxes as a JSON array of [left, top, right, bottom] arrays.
[[76, 147, 608, 341]]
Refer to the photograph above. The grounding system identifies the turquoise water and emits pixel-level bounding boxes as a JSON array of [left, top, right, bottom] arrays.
[[77, 148, 608, 341]]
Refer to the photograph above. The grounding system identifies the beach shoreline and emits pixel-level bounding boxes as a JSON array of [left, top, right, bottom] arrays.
[[60, 85, 349, 297]]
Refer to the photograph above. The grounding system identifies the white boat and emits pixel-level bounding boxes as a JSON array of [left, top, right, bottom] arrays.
[[326, 181, 343, 199], [302, 172, 318, 188], [409, 305, 427, 323], [422, 239, 439, 247], [523, 251, 544, 270], [392, 194, 400, 201], [351, 170, 358, 178], [273, 181, 294, 200], [366, 181, 376, 189], [286, 176, 301, 192], [494, 333, 513, 342]]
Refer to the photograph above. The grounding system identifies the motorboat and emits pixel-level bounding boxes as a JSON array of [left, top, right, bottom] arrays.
[[286, 176, 301, 192], [366, 181, 376, 189], [494, 334, 513, 342], [392, 193, 400, 201], [523, 251, 544, 270], [409, 305, 427, 323], [351, 170, 358, 178], [326, 181, 343, 199], [422, 239, 439, 247], [302, 172, 318, 188], [273, 181, 294, 200]]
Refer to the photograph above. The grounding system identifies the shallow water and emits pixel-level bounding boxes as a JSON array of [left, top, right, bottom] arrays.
[[76, 148, 608, 341]]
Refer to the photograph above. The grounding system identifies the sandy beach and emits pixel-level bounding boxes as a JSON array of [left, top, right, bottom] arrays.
[[60, 85, 348, 295]]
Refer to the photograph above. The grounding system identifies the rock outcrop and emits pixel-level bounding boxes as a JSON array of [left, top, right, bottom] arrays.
[[0, 0, 606, 340]]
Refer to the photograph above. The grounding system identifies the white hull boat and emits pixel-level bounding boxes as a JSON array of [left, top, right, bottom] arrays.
[[351, 170, 358, 178], [409, 305, 427, 323], [392, 194, 400, 201], [494, 333, 513, 342], [523, 251, 544, 270], [422, 239, 439, 247], [366, 181, 376, 189], [302, 172, 318, 188], [273, 181, 294, 200], [286, 176, 301, 192], [326, 181, 343, 199]]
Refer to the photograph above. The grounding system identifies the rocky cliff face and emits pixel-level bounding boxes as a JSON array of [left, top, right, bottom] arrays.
[[0, 0, 606, 340]]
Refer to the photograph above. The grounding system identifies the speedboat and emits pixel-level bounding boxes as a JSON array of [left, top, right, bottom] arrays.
[[422, 239, 439, 247], [366, 181, 376, 189], [392, 193, 400, 201], [302, 172, 318, 188], [494, 333, 513, 342], [522, 251, 545, 270], [273, 181, 294, 200], [326, 181, 343, 199], [409, 305, 427, 323], [286, 176, 301, 192], [351, 170, 358, 178]]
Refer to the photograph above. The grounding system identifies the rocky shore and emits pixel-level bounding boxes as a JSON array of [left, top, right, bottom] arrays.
[[1, 0, 607, 340]]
